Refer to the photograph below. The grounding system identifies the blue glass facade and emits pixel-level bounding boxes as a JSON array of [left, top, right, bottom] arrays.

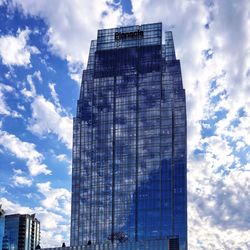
[[2, 215, 19, 250], [71, 23, 187, 250], [0, 207, 5, 250], [2, 214, 40, 250]]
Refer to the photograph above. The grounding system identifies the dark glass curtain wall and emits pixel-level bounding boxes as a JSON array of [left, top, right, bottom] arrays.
[[71, 23, 187, 250]]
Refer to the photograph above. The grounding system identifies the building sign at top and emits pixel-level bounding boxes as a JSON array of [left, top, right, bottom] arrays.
[[115, 29, 144, 40]]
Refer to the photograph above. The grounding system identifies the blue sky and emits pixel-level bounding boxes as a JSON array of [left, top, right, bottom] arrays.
[[0, 0, 249, 249]]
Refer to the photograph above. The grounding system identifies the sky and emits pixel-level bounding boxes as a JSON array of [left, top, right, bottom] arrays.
[[0, 0, 249, 249]]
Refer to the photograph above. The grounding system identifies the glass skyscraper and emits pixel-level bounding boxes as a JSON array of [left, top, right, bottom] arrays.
[[2, 213, 40, 250], [71, 22, 187, 250], [0, 206, 5, 250]]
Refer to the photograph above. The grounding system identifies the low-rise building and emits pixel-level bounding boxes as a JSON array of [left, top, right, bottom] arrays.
[[2, 213, 40, 250]]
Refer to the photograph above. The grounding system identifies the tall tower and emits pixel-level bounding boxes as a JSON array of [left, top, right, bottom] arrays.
[[71, 23, 187, 249]]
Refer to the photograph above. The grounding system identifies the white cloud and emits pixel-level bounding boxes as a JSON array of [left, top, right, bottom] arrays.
[[0, 129, 51, 176], [12, 175, 32, 187], [0, 83, 21, 117], [202, 135, 235, 170], [48, 82, 62, 112], [0, 0, 5, 6], [28, 95, 73, 149], [38, 209, 64, 230], [56, 154, 68, 162], [34, 185, 71, 247], [12, 168, 32, 187], [56, 154, 72, 175], [188, 156, 250, 249], [236, 140, 247, 152], [0, 197, 33, 214], [36, 181, 71, 216], [0, 187, 7, 194], [40, 58, 56, 73], [21, 71, 41, 99], [41, 227, 69, 248], [66, 58, 83, 85], [20, 71, 73, 149], [4, 68, 17, 80], [0, 28, 39, 66], [17, 103, 25, 111], [188, 201, 250, 249], [48, 82, 58, 102]]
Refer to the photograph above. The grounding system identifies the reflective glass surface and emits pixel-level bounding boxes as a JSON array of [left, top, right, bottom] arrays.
[[3, 216, 19, 250], [2, 214, 40, 250], [43, 238, 179, 250], [71, 23, 187, 250], [0, 215, 5, 250]]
